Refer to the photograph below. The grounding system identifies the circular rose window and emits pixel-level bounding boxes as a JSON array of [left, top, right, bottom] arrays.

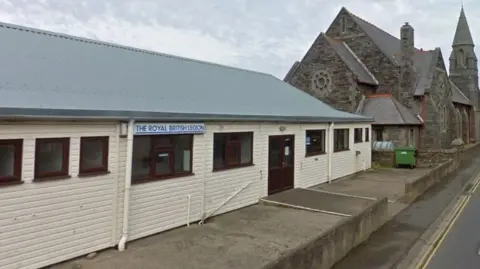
[[311, 69, 333, 97]]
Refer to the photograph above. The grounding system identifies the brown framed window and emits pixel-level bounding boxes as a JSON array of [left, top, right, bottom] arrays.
[[79, 136, 109, 175], [131, 135, 193, 182], [334, 129, 350, 152], [213, 132, 253, 170], [306, 130, 326, 156], [354, 128, 363, 143], [0, 139, 23, 184], [35, 138, 70, 179], [365, 128, 370, 142]]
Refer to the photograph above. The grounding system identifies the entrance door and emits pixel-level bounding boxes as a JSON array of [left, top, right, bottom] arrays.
[[268, 135, 295, 195]]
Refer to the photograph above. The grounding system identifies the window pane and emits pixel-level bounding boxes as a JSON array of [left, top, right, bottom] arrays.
[[81, 139, 105, 170], [269, 138, 282, 169], [132, 136, 151, 178], [306, 130, 325, 154], [0, 144, 15, 177], [213, 134, 227, 169], [36, 141, 64, 174], [283, 137, 294, 166], [240, 133, 252, 164], [226, 143, 240, 165], [155, 151, 172, 175], [174, 135, 192, 173]]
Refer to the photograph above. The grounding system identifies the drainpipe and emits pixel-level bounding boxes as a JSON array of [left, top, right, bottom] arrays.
[[118, 119, 134, 251], [327, 122, 334, 183]]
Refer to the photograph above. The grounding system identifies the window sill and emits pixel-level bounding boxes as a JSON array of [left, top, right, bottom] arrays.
[[305, 152, 326, 157], [132, 173, 195, 185], [0, 178, 24, 187], [354, 141, 364, 144], [33, 175, 71, 183], [212, 163, 255, 172], [333, 149, 350, 153], [78, 170, 111, 178]]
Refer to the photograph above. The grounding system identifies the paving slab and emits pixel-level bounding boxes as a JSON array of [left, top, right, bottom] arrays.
[[51, 204, 345, 269], [261, 188, 376, 216], [311, 168, 432, 202]]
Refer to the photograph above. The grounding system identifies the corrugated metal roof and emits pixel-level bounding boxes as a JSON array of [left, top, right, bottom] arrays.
[[0, 22, 371, 123], [324, 35, 378, 85], [360, 96, 422, 125]]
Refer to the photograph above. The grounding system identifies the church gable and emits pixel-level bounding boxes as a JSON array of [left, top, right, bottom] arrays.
[[287, 34, 369, 113], [325, 7, 366, 38]]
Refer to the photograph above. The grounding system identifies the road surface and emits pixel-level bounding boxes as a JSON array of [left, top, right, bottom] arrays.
[[423, 180, 480, 269]]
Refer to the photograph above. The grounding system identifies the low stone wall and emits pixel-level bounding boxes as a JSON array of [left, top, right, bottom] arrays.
[[372, 143, 480, 168], [263, 197, 389, 269]]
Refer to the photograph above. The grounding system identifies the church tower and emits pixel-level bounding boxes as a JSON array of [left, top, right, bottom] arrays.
[[449, 6, 478, 106]]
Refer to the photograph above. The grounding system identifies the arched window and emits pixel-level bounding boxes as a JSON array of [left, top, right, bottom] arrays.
[[457, 49, 465, 67]]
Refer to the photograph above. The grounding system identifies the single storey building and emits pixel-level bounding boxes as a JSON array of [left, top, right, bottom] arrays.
[[0, 21, 373, 269]]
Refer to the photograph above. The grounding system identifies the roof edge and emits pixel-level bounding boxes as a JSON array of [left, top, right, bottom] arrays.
[[0, 108, 374, 123]]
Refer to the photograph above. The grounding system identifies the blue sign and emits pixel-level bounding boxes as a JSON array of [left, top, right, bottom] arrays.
[[134, 123, 205, 135]]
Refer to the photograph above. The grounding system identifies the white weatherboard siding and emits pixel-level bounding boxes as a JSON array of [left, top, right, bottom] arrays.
[[126, 122, 371, 242], [330, 124, 371, 180], [0, 122, 119, 269]]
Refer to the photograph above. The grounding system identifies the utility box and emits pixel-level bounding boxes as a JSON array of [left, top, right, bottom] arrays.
[[395, 147, 416, 168]]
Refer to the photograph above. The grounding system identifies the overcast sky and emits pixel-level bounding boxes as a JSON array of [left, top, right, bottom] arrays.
[[1, 0, 479, 78]]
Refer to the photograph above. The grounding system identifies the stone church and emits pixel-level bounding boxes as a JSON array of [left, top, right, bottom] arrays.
[[284, 6, 479, 149]]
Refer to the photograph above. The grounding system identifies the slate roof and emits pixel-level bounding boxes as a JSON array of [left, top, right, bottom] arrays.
[[450, 81, 471, 105], [0, 22, 372, 123], [452, 7, 474, 46], [323, 35, 378, 85], [359, 95, 422, 125]]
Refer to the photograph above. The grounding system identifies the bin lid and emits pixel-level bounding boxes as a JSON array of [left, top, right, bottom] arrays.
[[395, 146, 416, 151]]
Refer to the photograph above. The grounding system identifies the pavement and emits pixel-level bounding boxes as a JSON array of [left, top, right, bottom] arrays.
[[329, 150, 480, 269], [51, 189, 377, 269], [311, 167, 431, 203], [49, 166, 441, 269], [420, 176, 480, 269]]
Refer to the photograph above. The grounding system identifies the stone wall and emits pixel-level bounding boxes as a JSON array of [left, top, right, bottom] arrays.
[[372, 142, 479, 168], [373, 125, 419, 147]]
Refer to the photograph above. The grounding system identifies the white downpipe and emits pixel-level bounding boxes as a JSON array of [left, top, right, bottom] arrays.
[[186, 195, 191, 227], [327, 122, 334, 183], [118, 119, 134, 252], [199, 178, 255, 225]]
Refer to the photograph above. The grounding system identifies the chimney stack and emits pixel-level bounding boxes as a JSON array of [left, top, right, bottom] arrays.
[[399, 22, 415, 108]]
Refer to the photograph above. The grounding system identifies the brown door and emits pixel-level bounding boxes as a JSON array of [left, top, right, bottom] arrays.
[[268, 135, 295, 195]]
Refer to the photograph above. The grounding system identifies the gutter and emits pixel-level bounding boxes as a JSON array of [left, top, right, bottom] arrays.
[[118, 119, 135, 251]]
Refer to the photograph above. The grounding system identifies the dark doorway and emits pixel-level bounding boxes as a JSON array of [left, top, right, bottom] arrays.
[[268, 135, 295, 195]]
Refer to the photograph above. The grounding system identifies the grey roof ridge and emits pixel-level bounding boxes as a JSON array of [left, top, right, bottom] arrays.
[[0, 107, 374, 123], [0, 21, 272, 78], [449, 79, 470, 101], [343, 8, 400, 66], [341, 42, 379, 85]]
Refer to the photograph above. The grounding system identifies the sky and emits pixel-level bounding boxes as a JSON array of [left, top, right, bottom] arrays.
[[1, 0, 479, 79]]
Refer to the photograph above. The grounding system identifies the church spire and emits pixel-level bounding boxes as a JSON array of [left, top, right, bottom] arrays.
[[452, 6, 474, 46]]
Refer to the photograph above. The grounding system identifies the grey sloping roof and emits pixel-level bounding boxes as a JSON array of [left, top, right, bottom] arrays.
[[0, 22, 371, 123], [324, 35, 378, 85], [413, 50, 437, 96], [450, 81, 471, 105], [453, 7, 474, 46], [346, 10, 400, 64], [360, 96, 422, 125]]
